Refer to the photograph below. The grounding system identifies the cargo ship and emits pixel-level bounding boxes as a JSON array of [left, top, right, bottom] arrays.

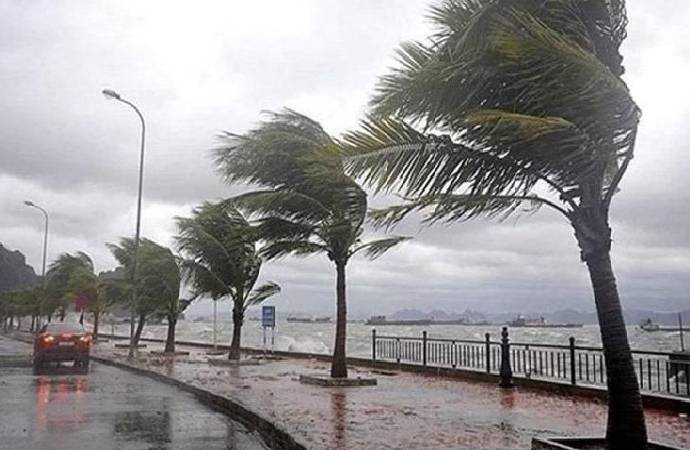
[[507, 315, 583, 329], [287, 316, 332, 324], [365, 315, 432, 326]]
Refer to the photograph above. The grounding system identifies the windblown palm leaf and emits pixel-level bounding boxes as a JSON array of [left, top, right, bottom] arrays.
[[344, 0, 639, 229], [107, 238, 181, 316]]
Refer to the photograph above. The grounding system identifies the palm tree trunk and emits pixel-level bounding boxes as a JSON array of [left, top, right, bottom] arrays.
[[133, 314, 146, 346], [331, 261, 348, 378], [93, 311, 100, 341], [229, 306, 243, 360], [585, 251, 647, 450], [165, 314, 176, 353]]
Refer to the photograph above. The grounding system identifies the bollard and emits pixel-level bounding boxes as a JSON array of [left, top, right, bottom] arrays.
[[499, 327, 513, 388], [372, 329, 377, 362], [569, 337, 577, 385], [422, 330, 428, 367], [485, 333, 491, 373]]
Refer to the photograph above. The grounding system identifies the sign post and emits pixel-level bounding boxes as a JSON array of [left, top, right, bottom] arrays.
[[262, 306, 276, 352]]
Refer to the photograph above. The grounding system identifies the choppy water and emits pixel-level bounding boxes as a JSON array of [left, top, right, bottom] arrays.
[[104, 320, 688, 357]]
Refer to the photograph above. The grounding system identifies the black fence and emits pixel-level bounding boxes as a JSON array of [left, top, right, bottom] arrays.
[[372, 328, 690, 398]]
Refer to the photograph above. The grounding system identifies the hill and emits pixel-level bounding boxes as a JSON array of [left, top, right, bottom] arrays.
[[0, 243, 38, 293]]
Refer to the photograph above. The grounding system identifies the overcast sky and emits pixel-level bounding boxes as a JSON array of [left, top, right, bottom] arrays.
[[1, 1, 689, 318]]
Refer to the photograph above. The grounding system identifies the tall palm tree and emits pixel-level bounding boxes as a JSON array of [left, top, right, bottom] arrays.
[[107, 238, 181, 348], [343, 1, 642, 448], [214, 110, 409, 377], [175, 202, 280, 360]]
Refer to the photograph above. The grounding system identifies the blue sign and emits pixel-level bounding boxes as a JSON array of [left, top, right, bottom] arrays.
[[262, 306, 276, 328]]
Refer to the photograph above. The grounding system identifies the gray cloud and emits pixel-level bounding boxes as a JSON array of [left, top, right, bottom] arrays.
[[1, 0, 689, 318]]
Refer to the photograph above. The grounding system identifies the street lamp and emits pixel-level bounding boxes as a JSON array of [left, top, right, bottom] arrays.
[[102, 88, 146, 358], [24, 200, 48, 329]]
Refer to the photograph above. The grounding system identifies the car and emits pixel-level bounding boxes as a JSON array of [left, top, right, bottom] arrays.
[[33, 322, 92, 370]]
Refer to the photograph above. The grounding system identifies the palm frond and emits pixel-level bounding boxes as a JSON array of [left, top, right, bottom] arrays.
[[352, 236, 410, 260], [245, 282, 281, 308], [369, 193, 552, 229], [228, 190, 331, 224], [343, 116, 544, 203], [260, 240, 328, 260], [255, 217, 316, 242]]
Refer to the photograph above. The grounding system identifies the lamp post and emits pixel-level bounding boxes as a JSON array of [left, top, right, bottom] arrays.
[[24, 200, 48, 328], [102, 88, 146, 358]]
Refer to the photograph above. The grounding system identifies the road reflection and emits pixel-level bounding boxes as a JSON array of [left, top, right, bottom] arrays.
[[34, 373, 89, 433]]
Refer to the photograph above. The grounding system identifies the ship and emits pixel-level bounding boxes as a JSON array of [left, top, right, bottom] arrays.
[[287, 315, 332, 324], [507, 315, 583, 329], [639, 318, 661, 332], [365, 315, 432, 326]]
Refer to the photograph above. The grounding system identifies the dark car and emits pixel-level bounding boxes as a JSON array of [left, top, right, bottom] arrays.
[[33, 322, 91, 369]]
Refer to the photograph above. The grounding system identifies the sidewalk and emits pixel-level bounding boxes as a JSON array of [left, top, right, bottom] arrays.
[[92, 340, 690, 450]]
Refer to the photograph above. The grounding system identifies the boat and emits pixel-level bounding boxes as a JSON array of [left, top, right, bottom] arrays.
[[507, 315, 583, 329], [640, 318, 661, 332], [287, 315, 332, 324], [365, 315, 432, 326]]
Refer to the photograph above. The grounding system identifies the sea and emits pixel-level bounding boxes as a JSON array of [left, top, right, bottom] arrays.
[[103, 319, 688, 357]]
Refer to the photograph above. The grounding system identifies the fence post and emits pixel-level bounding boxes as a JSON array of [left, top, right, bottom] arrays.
[[499, 327, 513, 388], [569, 337, 577, 385], [485, 332, 491, 373], [372, 329, 377, 362], [422, 330, 428, 367]]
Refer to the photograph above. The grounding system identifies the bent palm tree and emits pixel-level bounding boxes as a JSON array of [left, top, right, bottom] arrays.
[[214, 110, 408, 377], [45, 252, 96, 321], [343, 1, 643, 448], [108, 238, 181, 348], [175, 202, 280, 360]]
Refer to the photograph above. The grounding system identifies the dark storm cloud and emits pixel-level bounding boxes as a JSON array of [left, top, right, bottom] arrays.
[[1, 0, 689, 317]]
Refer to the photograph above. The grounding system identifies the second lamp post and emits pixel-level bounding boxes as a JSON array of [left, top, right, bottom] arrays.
[[102, 88, 146, 358]]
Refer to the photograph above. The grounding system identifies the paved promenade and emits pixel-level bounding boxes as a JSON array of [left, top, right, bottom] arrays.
[[92, 341, 690, 450]]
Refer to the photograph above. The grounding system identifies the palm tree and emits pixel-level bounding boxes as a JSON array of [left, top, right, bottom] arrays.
[[175, 201, 280, 360], [45, 252, 96, 322], [0, 288, 40, 330], [213, 110, 409, 377], [342, 1, 642, 448], [90, 270, 128, 341], [107, 238, 181, 348]]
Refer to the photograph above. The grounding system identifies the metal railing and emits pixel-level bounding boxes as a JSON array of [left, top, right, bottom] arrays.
[[372, 328, 690, 398]]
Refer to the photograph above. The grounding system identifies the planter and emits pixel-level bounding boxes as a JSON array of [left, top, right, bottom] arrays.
[[208, 358, 262, 366], [299, 375, 377, 387], [114, 343, 147, 348], [149, 350, 190, 356], [532, 436, 685, 450]]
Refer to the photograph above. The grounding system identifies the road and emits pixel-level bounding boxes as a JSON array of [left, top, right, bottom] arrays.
[[0, 335, 270, 450]]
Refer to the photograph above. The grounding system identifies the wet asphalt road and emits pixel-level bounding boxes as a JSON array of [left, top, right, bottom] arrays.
[[0, 336, 270, 450]]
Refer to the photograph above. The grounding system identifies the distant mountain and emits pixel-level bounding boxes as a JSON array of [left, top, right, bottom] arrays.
[[383, 308, 690, 326], [0, 243, 38, 293]]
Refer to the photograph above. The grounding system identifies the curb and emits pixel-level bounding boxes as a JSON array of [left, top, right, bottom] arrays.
[[91, 355, 308, 450]]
